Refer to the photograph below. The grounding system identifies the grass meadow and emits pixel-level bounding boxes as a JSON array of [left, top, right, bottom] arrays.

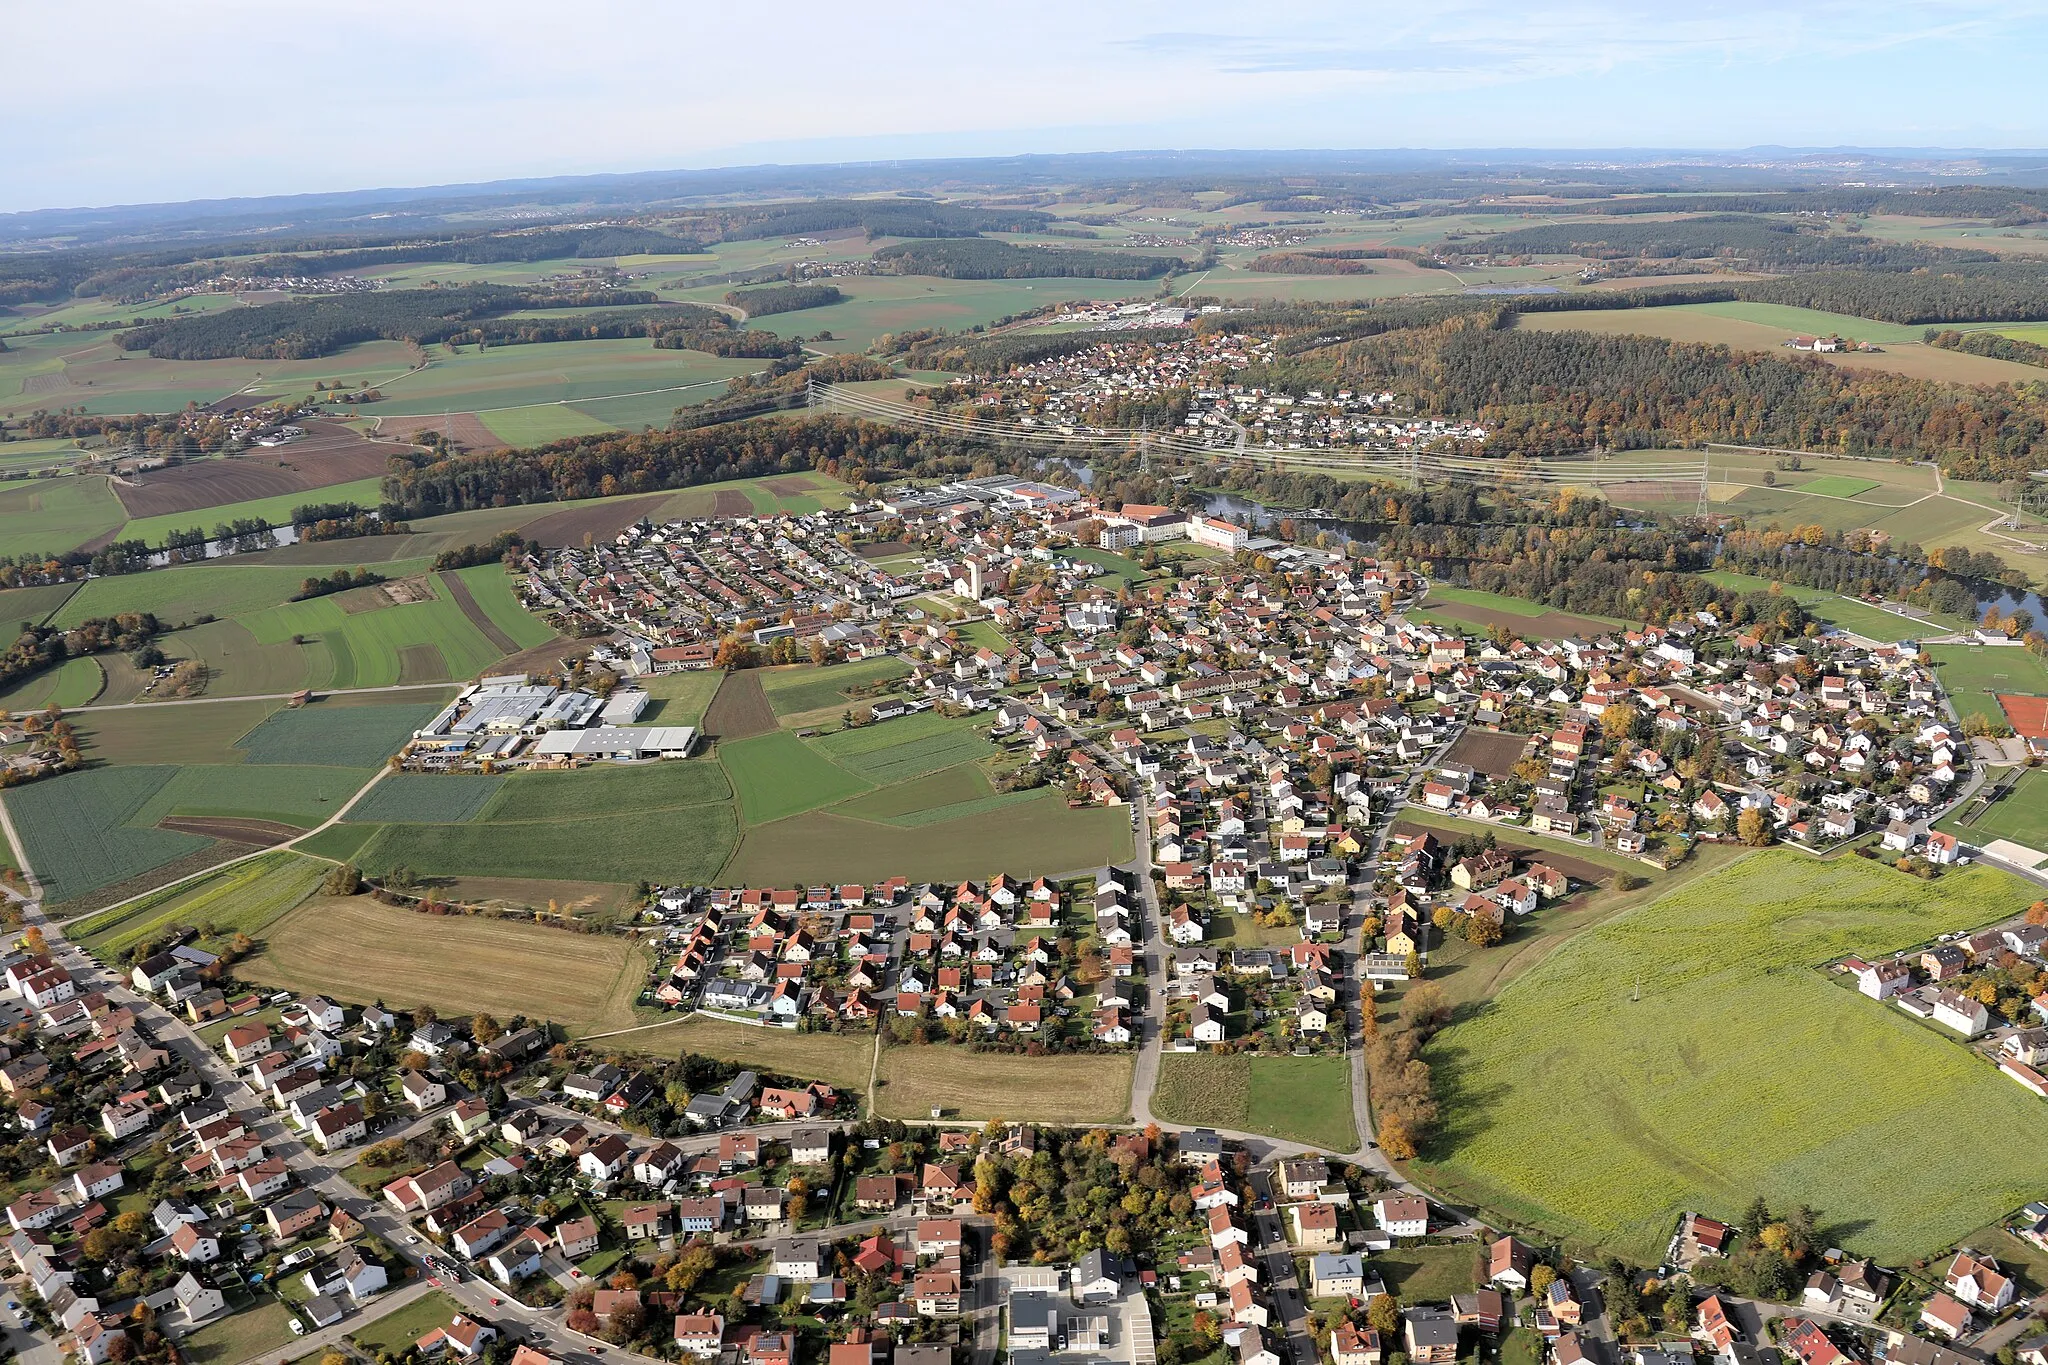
[[720, 729, 874, 823], [1150, 1053, 1358, 1152], [0, 476, 127, 560], [1413, 851, 2048, 1262]]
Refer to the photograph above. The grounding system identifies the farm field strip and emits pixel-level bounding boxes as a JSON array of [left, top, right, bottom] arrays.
[[1150, 1053, 1358, 1152], [75, 851, 327, 956]]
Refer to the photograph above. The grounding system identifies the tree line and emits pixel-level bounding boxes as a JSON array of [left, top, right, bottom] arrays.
[[1, 614, 161, 692], [725, 283, 842, 316], [1925, 327, 2048, 367], [1465, 214, 2000, 270], [871, 239, 1187, 280], [1249, 247, 1444, 274]]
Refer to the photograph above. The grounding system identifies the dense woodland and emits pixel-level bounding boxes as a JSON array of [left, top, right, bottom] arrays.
[[1925, 327, 2048, 367], [1249, 247, 1442, 274], [725, 283, 842, 316], [699, 198, 1052, 241], [1, 614, 161, 692], [1467, 214, 1999, 270], [872, 239, 1187, 280], [116, 285, 660, 359]]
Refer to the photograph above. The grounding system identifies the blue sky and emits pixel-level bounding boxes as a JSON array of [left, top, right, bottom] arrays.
[[10, 0, 2048, 212]]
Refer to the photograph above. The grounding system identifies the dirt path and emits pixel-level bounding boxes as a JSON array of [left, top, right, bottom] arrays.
[[438, 569, 521, 655]]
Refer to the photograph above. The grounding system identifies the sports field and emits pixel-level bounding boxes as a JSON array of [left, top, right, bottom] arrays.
[[1942, 768, 2048, 848], [1414, 852, 2048, 1262], [875, 1045, 1134, 1124], [1925, 644, 2048, 727], [1151, 1053, 1358, 1152], [241, 894, 651, 1035]]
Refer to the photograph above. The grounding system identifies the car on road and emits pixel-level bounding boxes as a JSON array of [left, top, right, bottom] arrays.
[[406, 1234, 420, 1244], [491, 1298, 502, 1306]]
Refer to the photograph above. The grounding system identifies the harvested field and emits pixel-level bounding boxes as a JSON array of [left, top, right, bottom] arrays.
[[611, 1016, 876, 1091], [857, 540, 917, 560], [712, 490, 751, 517], [518, 494, 670, 549], [381, 576, 435, 605], [375, 412, 506, 452], [157, 817, 299, 845], [875, 1046, 1133, 1124], [1444, 729, 1533, 778], [1389, 817, 1618, 885], [428, 876, 635, 919], [110, 420, 396, 519], [439, 569, 520, 653], [702, 669, 776, 739], [243, 894, 650, 1036]]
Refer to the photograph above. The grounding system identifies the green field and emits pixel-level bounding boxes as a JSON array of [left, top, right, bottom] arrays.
[[365, 338, 756, 419], [128, 762, 372, 827], [4, 765, 211, 902], [721, 729, 873, 822], [0, 476, 127, 559], [239, 575, 511, 686], [343, 773, 505, 824], [1794, 475, 1882, 498], [451, 564, 555, 649], [233, 700, 441, 766], [1414, 851, 2048, 1262], [75, 699, 282, 765], [809, 710, 996, 782], [1151, 1053, 1358, 1152], [0, 655, 103, 710], [73, 851, 327, 957], [1925, 643, 2048, 727], [758, 658, 910, 717], [477, 403, 618, 445], [54, 561, 431, 628], [638, 669, 723, 725], [479, 756, 731, 821], [0, 581, 82, 629]]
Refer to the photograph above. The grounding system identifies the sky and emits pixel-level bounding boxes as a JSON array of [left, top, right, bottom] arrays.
[[9, 0, 2048, 213]]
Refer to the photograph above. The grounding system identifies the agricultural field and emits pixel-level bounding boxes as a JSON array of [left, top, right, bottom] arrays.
[[233, 699, 441, 765], [720, 791, 1130, 885], [0, 654, 103, 710], [1518, 304, 2048, 385], [242, 893, 652, 1035], [721, 729, 873, 823], [808, 710, 995, 782], [126, 762, 371, 829], [478, 756, 731, 822], [4, 765, 213, 903], [874, 1045, 1134, 1124], [1925, 644, 2048, 726], [1416, 584, 1633, 638], [363, 337, 756, 423], [0, 331, 420, 420], [1413, 852, 2048, 1262], [758, 658, 910, 719], [115, 475, 389, 549], [1150, 1053, 1358, 1152], [238, 574, 518, 686], [343, 773, 505, 824], [73, 699, 282, 765], [0, 475, 127, 560], [0, 580, 82, 629], [637, 669, 724, 726], [72, 851, 327, 957]]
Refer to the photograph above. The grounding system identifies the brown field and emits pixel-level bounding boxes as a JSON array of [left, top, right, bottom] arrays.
[[1602, 479, 1696, 504], [702, 669, 777, 739], [394, 643, 447, 683], [875, 1045, 1134, 1124], [157, 817, 298, 845], [518, 494, 670, 548], [1388, 818, 1615, 886], [242, 894, 651, 1035], [439, 570, 520, 653], [375, 412, 506, 452], [381, 576, 434, 605], [607, 1016, 876, 1091], [857, 540, 917, 560], [424, 875, 637, 918], [21, 373, 73, 395], [762, 477, 814, 496], [1515, 310, 2046, 385], [1444, 728, 1533, 778], [112, 420, 400, 518], [712, 489, 752, 517]]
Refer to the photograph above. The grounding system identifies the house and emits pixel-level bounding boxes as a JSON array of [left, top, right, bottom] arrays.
[[1074, 1248, 1130, 1302], [622, 1203, 674, 1243], [1312, 1253, 1366, 1299], [674, 1313, 726, 1358], [1239, 1328, 1282, 1365], [400, 1071, 447, 1111], [1921, 1294, 1971, 1339], [774, 1238, 824, 1281], [387, 1162, 472, 1213], [1290, 1202, 1340, 1248], [417, 1314, 498, 1358], [265, 1190, 327, 1240], [170, 1221, 220, 1264], [1932, 991, 1992, 1039], [1945, 1251, 2015, 1312], [1375, 1194, 1428, 1239], [555, 1216, 601, 1260], [1334, 1325, 1383, 1365], [1487, 1236, 1535, 1292], [1404, 1310, 1460, 1365]]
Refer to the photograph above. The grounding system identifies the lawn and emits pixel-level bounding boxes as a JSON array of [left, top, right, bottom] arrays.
[[242, 895, 651, 1036], [74, 851, 327, 957], [347, 1290, 466, 1357], [610, 1015, 877, 1091], [181, 1299, 300, 1365], [1925, 643, 2048, 727], [721, 729, 873, 823], [233, 700, 443, 766], [1372, 1246, 1480, 1302], [1150, 1053, 1358, 1152], [720, 791, 1131, 884], [0, 476, 128, 559], [875, 1045, 1134, 1124], [1069, 544, 1150, 586], [758, 658, 911, 718], [1414, 851, 2048, 1262], [4, 765, 211, 903]]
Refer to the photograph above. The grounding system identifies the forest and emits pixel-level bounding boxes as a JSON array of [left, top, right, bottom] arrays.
[[1249, 247, 1444, 274], [2, 614, 161, 692], [1925, 327, 2048, 368], [724, 283, 842, 316], [871, 239, 1186, 280], [1465, 214, 2000, 270], [702, 198, 1052, 241], [115, 285, 659, 360]]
